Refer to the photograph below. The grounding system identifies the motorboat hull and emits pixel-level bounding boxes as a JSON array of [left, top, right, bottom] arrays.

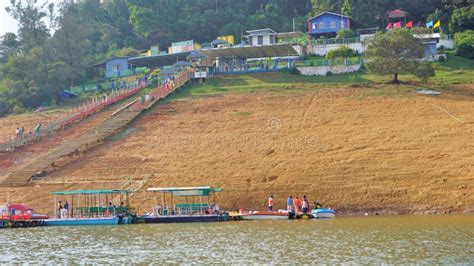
[[311, 208, 336, 219], [44, 217, 119, 226], [143, 214, 230, 223]]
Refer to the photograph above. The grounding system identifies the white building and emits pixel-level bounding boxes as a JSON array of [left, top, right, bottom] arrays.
[[244, 29, 277, 46]]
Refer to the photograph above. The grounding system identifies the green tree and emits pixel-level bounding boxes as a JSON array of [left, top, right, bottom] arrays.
[[450, 6, 474, 33], [0, 33, 20, 63], [342, 0, 352, 16], [455, 30, 474, 59], [6, 0, 51, 50], [336, 29, 355, 39], [365, 29, 434, 83], [51, 12, 90, 86]]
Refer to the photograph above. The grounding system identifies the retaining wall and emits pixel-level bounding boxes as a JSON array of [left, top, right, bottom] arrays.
[[308, 42, 366, 56]]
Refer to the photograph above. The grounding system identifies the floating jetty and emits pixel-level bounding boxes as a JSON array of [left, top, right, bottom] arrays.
[[44, 189, 135, 226], [141, 187, 231, 223], [1, 186, 335, 229]]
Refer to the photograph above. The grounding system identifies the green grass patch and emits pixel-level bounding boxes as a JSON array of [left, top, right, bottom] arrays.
[[165, 53, 473, 101], [233, 111, 253, 116]]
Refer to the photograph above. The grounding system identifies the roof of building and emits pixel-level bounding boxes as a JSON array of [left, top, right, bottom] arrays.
[[146, 186, 224, 196], [246, 28, 277, 35], [308, 11, 351, 21], [211, 39, 230, 46], [200, 43, 298, 59], [52, 189, 131, 195], [386, 9, 408, 18], [128, 51, 191, 67]]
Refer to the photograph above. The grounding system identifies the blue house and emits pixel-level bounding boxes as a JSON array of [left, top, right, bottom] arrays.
[[104, 57, 132, 78], [92, 56, 133, 78], [308, 11, 351, 39]]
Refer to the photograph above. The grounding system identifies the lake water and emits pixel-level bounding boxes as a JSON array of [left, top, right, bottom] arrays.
[[1, 215, 473, 264]]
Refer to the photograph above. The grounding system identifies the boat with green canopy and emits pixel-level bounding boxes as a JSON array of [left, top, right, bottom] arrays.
[[44, 189, 135, 226], [142, 186, 230, 223]]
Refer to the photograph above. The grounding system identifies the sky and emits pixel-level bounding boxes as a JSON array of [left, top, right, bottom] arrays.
[[0, 1, 19, 35]]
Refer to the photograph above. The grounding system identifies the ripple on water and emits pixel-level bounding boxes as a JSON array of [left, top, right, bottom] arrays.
[[0, 215, 473, 263]]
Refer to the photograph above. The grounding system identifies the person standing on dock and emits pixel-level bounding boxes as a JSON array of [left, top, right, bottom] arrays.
[[293, 197, 301, 215], [58, 201, 63, 218], [287, 196, 293, 212], [302, 195, 309, 214], [268, 195, 274, 211], [64, 201, 69, 218]]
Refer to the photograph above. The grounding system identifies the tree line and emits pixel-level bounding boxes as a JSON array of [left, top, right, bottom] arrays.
[[0, 0, 472, 115]]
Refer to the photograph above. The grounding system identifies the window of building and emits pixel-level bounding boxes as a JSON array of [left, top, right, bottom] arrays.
[[312, 23, 317, 29], [319, 22, 325, 29], [258, 35, 263, 45], [330, 21, 336, 29], [340, 21, 345, 28]]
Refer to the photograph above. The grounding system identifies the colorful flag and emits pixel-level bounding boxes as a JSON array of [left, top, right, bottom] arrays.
[[433, 20, 441, 29], [394, 21, 401, 28], [386, 22, 393, 30], [426, 21, 434, 28], [416, 22, 423, 27], [406, 21, 413, 28]]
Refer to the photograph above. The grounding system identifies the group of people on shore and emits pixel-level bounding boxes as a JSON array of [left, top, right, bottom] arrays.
[[14, 124, 42, 140], [268, 195, 322, 213]]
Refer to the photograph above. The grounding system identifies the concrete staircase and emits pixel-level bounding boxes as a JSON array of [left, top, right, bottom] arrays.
[[1, 72, 190, 186]]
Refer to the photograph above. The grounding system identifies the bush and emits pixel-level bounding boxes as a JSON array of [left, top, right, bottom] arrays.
[[288, 67, 300, 75], [412, 62, 435, 83], [326, 46, 357, 59], [336, 29, 355, 39], [455, 30, 474, 59], [326, 71, 333, 76], [438, 55, 446, 62]]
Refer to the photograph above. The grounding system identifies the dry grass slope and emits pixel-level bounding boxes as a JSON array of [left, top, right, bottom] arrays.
[[4, 79, 472, 215]]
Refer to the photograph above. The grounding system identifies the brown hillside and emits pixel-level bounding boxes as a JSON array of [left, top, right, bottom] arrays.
[[2, 84, 473, 215]]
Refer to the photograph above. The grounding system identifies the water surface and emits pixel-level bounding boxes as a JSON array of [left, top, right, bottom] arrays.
[[1, 215, 473, 264]]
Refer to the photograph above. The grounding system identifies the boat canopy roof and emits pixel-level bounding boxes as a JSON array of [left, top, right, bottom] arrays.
[[146, 186, 223, 196], [51, 189, 131, 195]]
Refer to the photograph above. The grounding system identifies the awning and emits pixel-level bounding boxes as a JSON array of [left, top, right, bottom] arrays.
[[200, 44, 299, 59], [52, 189, 131, 195], [147, 186, 223, 196], [128, 52, 191, 68]]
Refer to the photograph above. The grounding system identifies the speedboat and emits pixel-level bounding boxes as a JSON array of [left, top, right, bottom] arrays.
[[239, 209, 289, 220], [311, 208, 336, 219]]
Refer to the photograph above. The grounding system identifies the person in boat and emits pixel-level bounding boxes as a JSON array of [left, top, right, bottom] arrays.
[[287, 196, 293, 212], [314, 201, 322, 209], [302, 195, 309, 214], [58, 201, 63, 218], [64, 201, 69, 218], [293, 197, 301, 215], [268, 195, 274, 211]]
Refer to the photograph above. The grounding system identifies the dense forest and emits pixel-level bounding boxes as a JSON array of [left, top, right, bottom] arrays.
[[0, 0, 473, 115]]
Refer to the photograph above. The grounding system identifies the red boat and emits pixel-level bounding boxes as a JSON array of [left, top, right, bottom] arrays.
[[3, 204, 49, 220]]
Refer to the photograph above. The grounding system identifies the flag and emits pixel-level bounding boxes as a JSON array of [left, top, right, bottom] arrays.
[[394, 21, 401, 28], [416, 22, 423, 27], [406, 21, 413, 28], [386, 22, 393, 30], [426, 21, 433, 28], [433, 20, 441, 29]]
